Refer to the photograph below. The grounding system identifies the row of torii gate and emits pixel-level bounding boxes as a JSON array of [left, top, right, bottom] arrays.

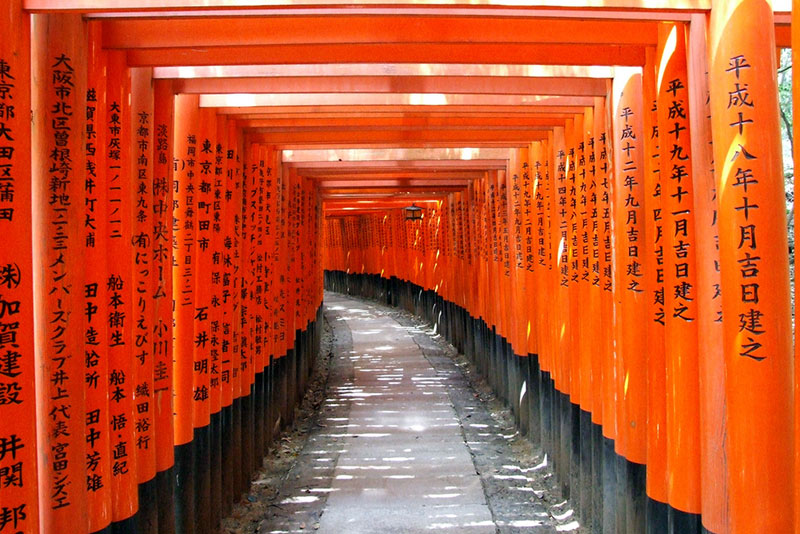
[[0, 1, 798, 533]]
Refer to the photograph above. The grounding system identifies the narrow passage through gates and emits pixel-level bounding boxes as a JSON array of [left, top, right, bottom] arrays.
[[248, 293, 580, 534]]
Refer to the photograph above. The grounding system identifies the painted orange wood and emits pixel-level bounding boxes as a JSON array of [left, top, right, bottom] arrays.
[[172, 93, 201, 447], [0, 3, 38, 534], [152, 78, 175, 473], [32, 13, 90, 532], [657, 22, 701, 516], [84, 20, 113, 533], [709, 1, 794, 531]]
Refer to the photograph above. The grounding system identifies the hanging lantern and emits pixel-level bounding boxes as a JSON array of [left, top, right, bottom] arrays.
[[403, 203, 423, 221]]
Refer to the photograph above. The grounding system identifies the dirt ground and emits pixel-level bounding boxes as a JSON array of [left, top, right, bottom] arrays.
[[221, 294, 583, 534]]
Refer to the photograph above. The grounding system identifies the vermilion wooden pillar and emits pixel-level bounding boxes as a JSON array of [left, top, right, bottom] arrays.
[[642, 45, 668, 532], [85, 20, 112, 534], [565, 117, 579, 421], [0, 3, 38, 534], [657, 22, 701, 531], [612, 67, 647, 533], [238, 141, 254, 488], [578, 107, 594, 421], [130, 66, 157, 534], [105, 49, 138, 533], [565, 115, 582, 510], [151, 78, 175, 534], [32, 12, 89, 534], [172, 93, 200, 534], [218, 118, 238, 514], [687, 14, 726, 534], [551, 125, 571, 499], [794, 4, 800, 531], [709, 1, 794, 532], [579, 105, 598, 529], [192, 107, 215, 534], [530, 140, 548, 449], [209, 114, 228, 524], [228, 122, 244, 500]]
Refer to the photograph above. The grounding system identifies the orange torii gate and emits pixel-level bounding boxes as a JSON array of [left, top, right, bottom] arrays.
[[0, 1, 798, 534]]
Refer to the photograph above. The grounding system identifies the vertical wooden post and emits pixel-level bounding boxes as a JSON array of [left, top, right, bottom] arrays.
[[657, 22, 701, 530], [209, 113, 228, 525], [85, 19, 112, 534], [130, 66, 157, 534], [642, 45, 669, 533], [229, 124, 244, 499], [709, 1, 794, 531], [219, 118, 237, 514], [32, 13, 89, 534], [687, 13, 727, 534], [595, 93, 617, 534], [551, 125, 571, 499], [172, 93, 200, 534], [0, 3, 38, 534], [192, 107, 215, 534], [105, 49, 138, 532], [612, 66, 647, 533], [152, 78, 175, 534], [794, 4, 800, 531], [565, 115, 581, 510]]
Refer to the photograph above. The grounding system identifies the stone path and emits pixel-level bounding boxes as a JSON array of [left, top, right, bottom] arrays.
[[254, 293, 581, 534], [315, 293, 495, 534]]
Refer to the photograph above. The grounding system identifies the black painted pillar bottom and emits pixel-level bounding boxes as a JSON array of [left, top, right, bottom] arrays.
[[137, 476, 158, 534], [157, 467, 176, 534], [174, 441, 195, 534]]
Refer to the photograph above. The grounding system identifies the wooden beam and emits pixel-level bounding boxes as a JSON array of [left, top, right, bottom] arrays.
[[219, 105, 590, 116], [154, 63, 616, 79], [176, 75, 609, 96], [303, 170, 486, 179], [283, 148, 511, 162], [319, 179, 471, 188], [127, 43, 646, 67], [22, 0, 717, 13], [202, 93, 597, 108], [237, 116, 570, 129], [249, 129, 548, 144], [102, 15, 658, 48]]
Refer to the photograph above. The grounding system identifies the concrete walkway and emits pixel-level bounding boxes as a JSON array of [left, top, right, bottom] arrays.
[[316, 293, 495, 534], [253, 293, 578, 534]]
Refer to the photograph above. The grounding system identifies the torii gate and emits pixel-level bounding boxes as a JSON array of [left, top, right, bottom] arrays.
[[0, 1, 797, 534]]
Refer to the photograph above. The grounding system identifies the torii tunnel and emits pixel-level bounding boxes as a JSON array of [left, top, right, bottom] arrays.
[[2, 0, 800, 533]]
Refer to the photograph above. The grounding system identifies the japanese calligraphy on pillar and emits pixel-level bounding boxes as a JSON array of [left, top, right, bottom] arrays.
[[84, 31, 111, 528], [556, 142, 568, 288], [709, 4, 792, 529], [0, 4, 38, 531], [586, 129, 598, 287], [618, 104, 644, 295], [657, 25, 701, 514], [105, 52, 137, 520], [130, 69, 155, 481], [723, 56, 764, 360], [151, 80, 173, 472], [193, 114, 215, 421], [579, 125, 591, 286], [522, 158, 533, 276], [172, 94, 199, 447], [534, 148, 548, 269], [210, 125, 227, 411], [647, 90, 664, 325], [599, 129, 612, 293], [221, 121, 240, 405], [661, 73, 697, 324], [41, 46, 88, 523]]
